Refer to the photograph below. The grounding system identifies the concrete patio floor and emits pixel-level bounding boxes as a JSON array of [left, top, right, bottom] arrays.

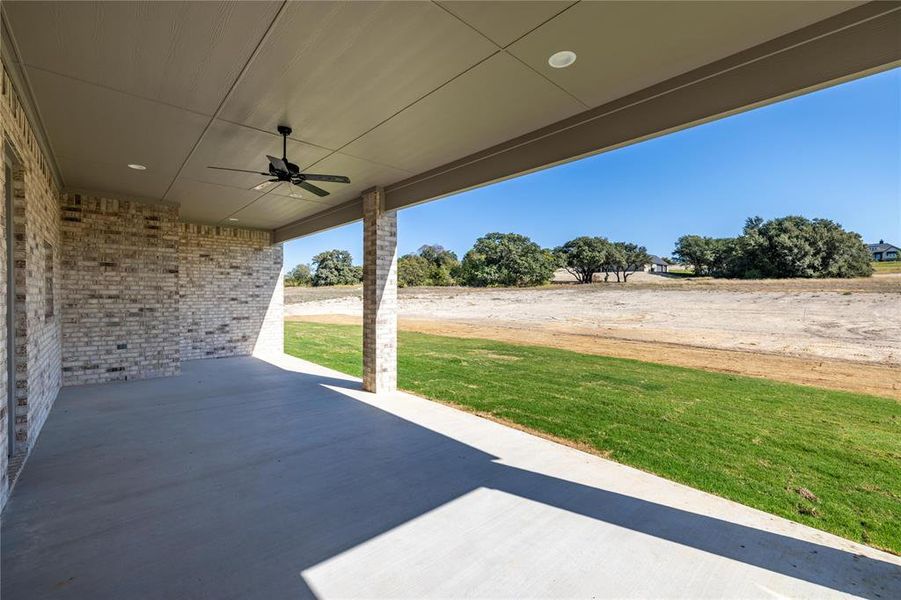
[[2, 354, 899, 599]]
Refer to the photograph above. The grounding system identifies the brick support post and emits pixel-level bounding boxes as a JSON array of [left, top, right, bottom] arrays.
[[362, 187, 397, 394]]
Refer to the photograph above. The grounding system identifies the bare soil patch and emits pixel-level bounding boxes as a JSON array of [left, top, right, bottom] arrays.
[[285, 273, 900, 399]]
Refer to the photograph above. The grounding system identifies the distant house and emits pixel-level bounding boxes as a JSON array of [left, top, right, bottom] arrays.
[[868, 241, 900, 261], [646, 255, 669, 273]]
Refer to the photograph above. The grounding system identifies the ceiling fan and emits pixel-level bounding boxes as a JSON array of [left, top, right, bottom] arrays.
[[207, 125, 350, 197]]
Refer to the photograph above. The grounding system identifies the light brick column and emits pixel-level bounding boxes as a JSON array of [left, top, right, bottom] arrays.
[[362, 187, 397, 394]]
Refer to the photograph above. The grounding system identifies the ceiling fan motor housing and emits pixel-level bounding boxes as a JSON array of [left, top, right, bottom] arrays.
[[267, 162, 301, 178]]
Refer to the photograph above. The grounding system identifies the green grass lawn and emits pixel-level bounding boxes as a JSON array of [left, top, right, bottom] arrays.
[[872, 260, 901, 274], [665, 267, 696, 276], [285, 321, 901, 554]]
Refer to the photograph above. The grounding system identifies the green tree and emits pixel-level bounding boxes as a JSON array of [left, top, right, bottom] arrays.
[[397, 245, 461, 287], [555, 236, 612, 284], [737, 215, 872, 279], [606, 242, 652, 282], [675, 216, 872, 279], [673, 235, 721, 276], [284, 263, 312, 287], [311, 250, 360, 286], [429, 263, 459, 286], [418, 245, 457, 269], [397, 254, 431, 287], [418, 244, 460, 286], [460, 233, 556, 287]]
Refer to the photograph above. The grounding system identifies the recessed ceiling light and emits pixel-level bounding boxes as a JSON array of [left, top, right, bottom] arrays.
[[289, 192, 302, 199], [548, 50, 577, 69], [228, 218, 239, 222], [252, 182, 272, 191], [127, 163, 147, 170]]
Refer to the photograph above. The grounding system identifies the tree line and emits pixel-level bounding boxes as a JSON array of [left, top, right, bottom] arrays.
[[285, 215, 873, 287], [285, 233, 654, 288], [673, 216, 873, 279]]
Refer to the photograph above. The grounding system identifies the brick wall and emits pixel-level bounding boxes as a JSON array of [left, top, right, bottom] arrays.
[[19, 160, 62, 455], [59, 203, 284, 382], [60, 194, 180, 385], [0, 61, 283, 510], [1, 63, 63, 509], [179, 224, 283, 360], [0, 142, 7, 508]]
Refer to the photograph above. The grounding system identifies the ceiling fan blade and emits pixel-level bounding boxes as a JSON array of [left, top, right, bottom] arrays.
[[300, 173, 351, 184], [208, 166, 270, 175], [266, 155, 289, 173], [294, 180, 330, 197]]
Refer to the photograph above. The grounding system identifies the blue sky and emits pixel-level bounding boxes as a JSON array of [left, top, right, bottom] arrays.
[[285, 67, 900, 267]]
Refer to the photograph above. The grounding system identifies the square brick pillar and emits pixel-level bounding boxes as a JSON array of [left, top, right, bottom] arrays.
[[362, 187, 397, 394]]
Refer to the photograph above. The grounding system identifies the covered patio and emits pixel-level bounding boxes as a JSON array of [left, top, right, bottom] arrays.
[[4, 354, 900, 598], [1, 1, 900, 597]]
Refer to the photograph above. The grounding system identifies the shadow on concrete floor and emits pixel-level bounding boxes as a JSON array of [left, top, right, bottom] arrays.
[[2, 356, 899, 599]]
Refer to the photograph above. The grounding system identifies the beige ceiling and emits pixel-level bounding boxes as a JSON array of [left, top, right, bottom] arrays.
[[506, 1, 863, 108], [2, 0, 864, 234]]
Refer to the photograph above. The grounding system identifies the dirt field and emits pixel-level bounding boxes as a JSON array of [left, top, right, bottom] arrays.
[[285, 273, 901, 399]]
